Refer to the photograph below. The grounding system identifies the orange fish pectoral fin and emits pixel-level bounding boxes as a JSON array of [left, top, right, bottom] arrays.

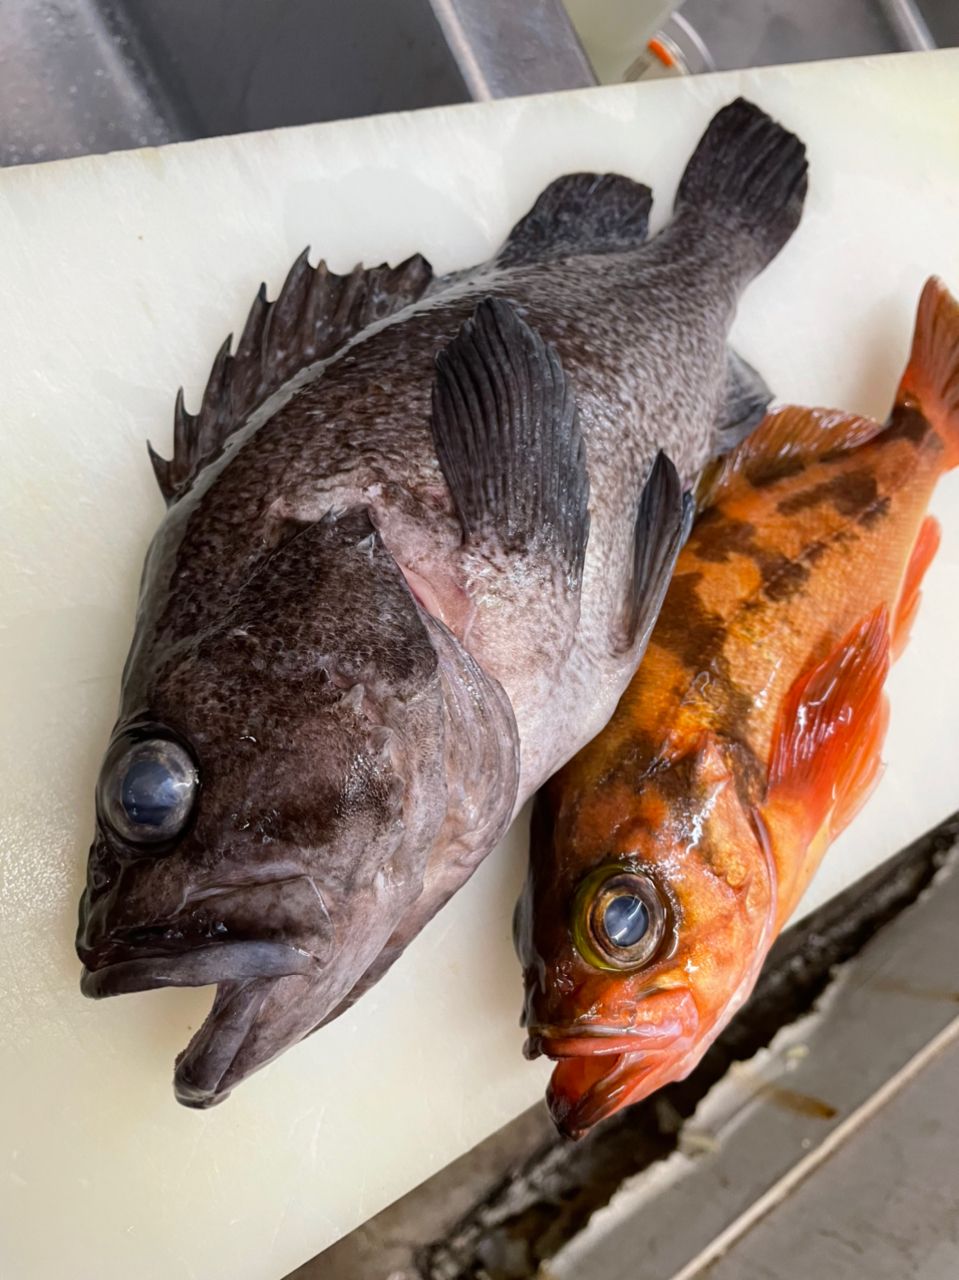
[[761, 607, 892, 902], [892, 515, 942, 660]]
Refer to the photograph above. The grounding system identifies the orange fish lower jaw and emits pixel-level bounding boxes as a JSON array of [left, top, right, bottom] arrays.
[[527, 991, 699, 1138], [546, 1050, 679, 1139]]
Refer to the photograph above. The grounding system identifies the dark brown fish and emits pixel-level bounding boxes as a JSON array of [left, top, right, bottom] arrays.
[[76, 99, 807, 1106]]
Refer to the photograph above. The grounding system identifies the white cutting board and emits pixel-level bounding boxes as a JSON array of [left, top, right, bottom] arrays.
[[2, 50, 958, 1280]]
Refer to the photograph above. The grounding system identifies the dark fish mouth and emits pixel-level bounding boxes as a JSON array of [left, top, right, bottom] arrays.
[[80, 941, 315, 997]]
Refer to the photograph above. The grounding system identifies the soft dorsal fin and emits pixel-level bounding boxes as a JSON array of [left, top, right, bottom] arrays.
[[696, 404, 883, 509], [149, 250, 434, 504], [430, 296, 590, 587], [497, 173, 653, 267]]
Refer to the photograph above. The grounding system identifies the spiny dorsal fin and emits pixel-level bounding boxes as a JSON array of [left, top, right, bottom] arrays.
[[696, 404, 882, 509], [430, 297, 590, 587], [497, 173, 653, 267], [149, 250, 434, 504]]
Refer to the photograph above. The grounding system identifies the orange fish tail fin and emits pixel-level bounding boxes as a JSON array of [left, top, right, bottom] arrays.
[[896, 277, 959, 468], [892, 515, 942, 660], [762, 607, 892, 908]]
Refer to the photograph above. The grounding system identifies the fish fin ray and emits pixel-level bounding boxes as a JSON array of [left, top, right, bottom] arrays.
[[892, 515, 941, 659], [713, 349, 773, 453], [431, 297, 590, 585], [895, 276, 959, 467], [765, 605, 891, 850], [696, 405, 881, 507], [675, 97, 807, 268], [148, 251, 434, 504], [497, 173, 653, 266], [828, 694, 889, 842], [617, 453, 694, 654]]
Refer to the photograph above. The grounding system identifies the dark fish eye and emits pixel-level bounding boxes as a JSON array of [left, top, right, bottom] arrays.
[[573, 866, 668, 971], [99, 734, 198, 846]]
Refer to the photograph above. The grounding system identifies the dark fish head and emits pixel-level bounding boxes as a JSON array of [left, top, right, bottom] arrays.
[[78, 508, 450, 1103], [516, 738, 776, 1137]]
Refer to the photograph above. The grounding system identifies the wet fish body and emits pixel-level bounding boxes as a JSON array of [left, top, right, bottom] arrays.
[[77, 100, 808, 1105], [518, 279, 959, 1137]]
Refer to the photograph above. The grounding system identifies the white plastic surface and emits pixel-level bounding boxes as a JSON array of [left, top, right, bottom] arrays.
[[1, 51, 958, 1280]]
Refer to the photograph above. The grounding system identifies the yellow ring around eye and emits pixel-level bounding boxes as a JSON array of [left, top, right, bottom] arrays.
[[571, 862, 670, 973]]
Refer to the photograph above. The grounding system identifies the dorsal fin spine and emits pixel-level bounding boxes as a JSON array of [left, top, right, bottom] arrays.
[[147, 249, 434, 505]]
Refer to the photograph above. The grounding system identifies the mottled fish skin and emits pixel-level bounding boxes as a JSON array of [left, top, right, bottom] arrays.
[[518, 279, 959, 1139], [77, 99, 808, 1106]]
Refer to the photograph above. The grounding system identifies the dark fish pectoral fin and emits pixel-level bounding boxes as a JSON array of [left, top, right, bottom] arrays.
[[617, 452, 694, 655], [675, 97, 807, 269], [713, 348, 773, 454], [150, 250, 435, 505], [431, 297, 591, 588], [497, 173, 653, 266]]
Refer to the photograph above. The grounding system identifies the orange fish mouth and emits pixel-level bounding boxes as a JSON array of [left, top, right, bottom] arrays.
[[525, 994, 698, 1138], [524, 1021, 684, 1060]]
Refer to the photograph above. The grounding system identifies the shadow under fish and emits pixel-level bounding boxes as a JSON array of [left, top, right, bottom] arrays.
[[76, 98, 808, 1106]]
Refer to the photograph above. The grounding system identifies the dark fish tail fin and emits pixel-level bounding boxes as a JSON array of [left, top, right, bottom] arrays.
[[896, 276, 959, 469], [498, 173, 653, 266], [675, 98, 807, 270]]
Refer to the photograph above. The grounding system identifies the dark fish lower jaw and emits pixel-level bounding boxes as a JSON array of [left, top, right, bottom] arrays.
[[79, 940, 315, 998], [173, 979, 272, 1109]]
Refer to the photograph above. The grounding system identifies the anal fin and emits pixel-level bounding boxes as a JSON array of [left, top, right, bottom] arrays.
[[431, 297, 590, 586], [892, 515, 941, 659], [497, 174, 653, 267], [618, 452, 694, 655]]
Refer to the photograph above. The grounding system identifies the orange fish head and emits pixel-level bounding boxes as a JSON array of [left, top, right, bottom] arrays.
[[516, 736, 776, 1138]]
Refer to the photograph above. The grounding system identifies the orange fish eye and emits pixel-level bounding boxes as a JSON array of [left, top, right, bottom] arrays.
[[572, 863, 670, 972]]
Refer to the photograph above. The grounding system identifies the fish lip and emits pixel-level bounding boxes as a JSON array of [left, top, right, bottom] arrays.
[[549, 1052, 642, 1140], [525, 1023, 673, 1059], [79, 941, 315, 997]]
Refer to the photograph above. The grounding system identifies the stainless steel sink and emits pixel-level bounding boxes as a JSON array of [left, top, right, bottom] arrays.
[[1, 0, 955, 169], [671, 0, 954, 71], [0, 0, 591, 167]]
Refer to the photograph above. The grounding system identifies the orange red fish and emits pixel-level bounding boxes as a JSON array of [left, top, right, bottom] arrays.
[[516, 278, 959, 1137]]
